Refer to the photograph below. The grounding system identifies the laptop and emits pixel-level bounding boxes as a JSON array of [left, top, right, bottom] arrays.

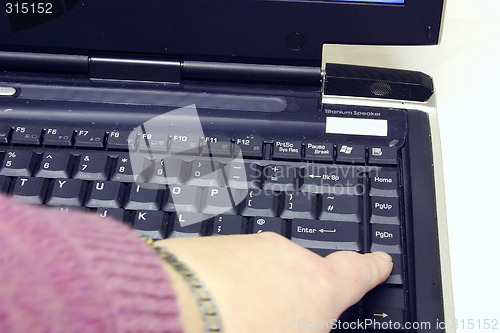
[[0, 0, 454, 332]]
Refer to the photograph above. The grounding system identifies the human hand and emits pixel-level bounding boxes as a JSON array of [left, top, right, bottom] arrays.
[[156, 232, 393, 333]]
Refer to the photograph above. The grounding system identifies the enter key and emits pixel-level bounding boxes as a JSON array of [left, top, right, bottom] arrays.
[[290, 219, 361, 252]]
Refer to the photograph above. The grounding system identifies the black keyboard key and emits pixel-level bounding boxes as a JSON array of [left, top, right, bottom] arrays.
[[170, 212, 207, 238], [107, 131, 136, 150], [370, 196, 400, 225], [85, 181, 124, 208], [319, 194, 362, 222], [201, 187, 241, 215], [0, 150, 37, 177], [226, 162, 260, 189], [149, 158, 185, 185], [364, 287, 405, 329], [336, 144, 366, 164], [110, 156, 134, 182], [211, 215, 247, 235], [368, 146, 398, 166], [0, 124, 12, 144], [163, 185, 202, 213], [35, 152, 73, 178], [272, 140, 302, 160], [45, 179, 87, 206], [11, 126, 43, 145], [201, 138, 232, 157], [240, 189, 279, 217], [280, 192, 316, 219], [73, 154, 111, 180], [186, 160, 222, 187], [132, 210, 168, 239], [262, 164, 298, 191], [290, 219, 361, 252], [11, 177, 49, 204], [249, 217, 286, 236], [304, 143, 334, 162], [137, 132, 168, 152], [43, 127, 74, 147], [383, 253, 403, 285], [301, 164, 361, 194], [170, 135, 200, 154], [0, 175, 10, 193], [124, 183, 163, 210], [110, 155, 149, 183], [371, 224, 402, 254], [234, 138, 263, 158], [96, 208, 129, 223], [75, 129, 105, 148], [369, 170, 399, 197]]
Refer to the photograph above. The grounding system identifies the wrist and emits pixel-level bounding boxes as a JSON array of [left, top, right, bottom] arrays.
[[161, 262, 204, 333]]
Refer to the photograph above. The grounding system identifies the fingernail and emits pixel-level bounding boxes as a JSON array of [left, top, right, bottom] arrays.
[[371, 251, 393, 263]]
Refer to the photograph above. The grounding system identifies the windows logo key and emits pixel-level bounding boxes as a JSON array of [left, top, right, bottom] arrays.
[[339, 145, 353, 155]]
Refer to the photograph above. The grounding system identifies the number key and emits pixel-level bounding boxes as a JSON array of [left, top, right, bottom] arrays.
[[72, 154, 111, 180], [35, 152, 73, 178], [186, 160, 222, 187], [110, 155, 149, 183], [0, 150, 37, 177]]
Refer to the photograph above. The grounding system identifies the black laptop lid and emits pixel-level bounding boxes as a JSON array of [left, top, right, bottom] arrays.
[[0, 0, 444, 66]]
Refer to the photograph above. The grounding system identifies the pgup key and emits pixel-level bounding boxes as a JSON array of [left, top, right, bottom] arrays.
[[370, 197, 400, 225]]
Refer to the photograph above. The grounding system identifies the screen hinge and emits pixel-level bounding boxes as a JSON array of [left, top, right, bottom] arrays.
[[183, 61, 322, 85], [89, 56, 181, 84]]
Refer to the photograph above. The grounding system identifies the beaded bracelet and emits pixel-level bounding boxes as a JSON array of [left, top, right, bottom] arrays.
[[144, 238, 224, 333]]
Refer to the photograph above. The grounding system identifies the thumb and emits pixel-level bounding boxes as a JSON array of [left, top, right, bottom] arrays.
[[324, 251, 393, 311]]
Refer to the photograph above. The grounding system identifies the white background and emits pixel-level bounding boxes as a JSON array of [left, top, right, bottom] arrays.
[[326, 0, 500, 331]]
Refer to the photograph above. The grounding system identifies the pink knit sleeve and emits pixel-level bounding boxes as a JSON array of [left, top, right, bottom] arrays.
[[0, 195, 183, 333]]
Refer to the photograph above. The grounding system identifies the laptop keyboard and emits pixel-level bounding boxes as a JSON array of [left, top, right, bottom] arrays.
[[0, 124, 408, 331]]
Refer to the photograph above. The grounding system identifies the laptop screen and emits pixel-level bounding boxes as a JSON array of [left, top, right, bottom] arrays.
[[0, 0, 444, 66]]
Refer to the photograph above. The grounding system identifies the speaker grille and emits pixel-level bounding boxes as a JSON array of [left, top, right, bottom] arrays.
[[324, 64, 434, 102]]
